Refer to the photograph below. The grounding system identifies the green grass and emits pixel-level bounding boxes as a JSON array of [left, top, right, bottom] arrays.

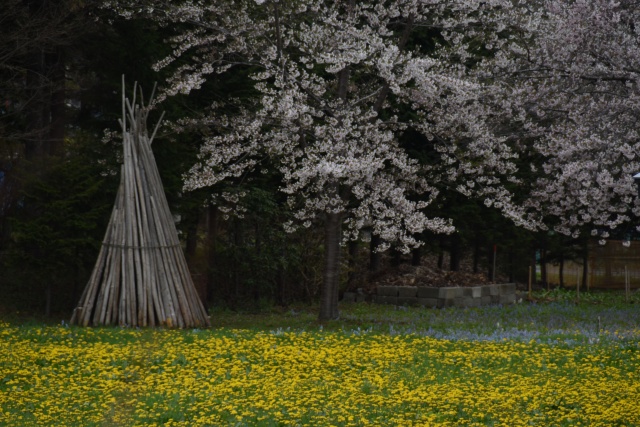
[[201, 290, 640, 344], [1, 292, 639, 426]]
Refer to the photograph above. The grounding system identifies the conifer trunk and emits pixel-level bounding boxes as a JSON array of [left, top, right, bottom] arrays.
[[449, 233, 461, 272], [319, 212, 342, 321], [369, 235, 382, 273]]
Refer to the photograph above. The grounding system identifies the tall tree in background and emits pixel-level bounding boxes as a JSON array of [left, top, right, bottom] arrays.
[[105, 0, 532, 319], [486, 0, 640, 239], [0, 0, 87, 257], [0, 1, 88, 313], [0, 0, 86, 160], [0, 3, 183, 314]]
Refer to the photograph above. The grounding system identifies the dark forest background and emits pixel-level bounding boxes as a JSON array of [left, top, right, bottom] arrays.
[[0, 0, 583, 317]]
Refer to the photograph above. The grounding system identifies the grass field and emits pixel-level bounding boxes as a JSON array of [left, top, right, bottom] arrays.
[[1, 291, 639, 426]]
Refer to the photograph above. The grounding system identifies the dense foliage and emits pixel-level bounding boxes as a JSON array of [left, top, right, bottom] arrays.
[[1, 0, 639, 316]]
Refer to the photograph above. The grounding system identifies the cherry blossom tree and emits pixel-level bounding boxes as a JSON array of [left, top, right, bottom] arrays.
[[486, 0, 640, 241], [104, 0, 534, 319]]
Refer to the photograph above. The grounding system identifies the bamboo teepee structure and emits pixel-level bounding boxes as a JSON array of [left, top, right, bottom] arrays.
[[71, 80, 210, 328]]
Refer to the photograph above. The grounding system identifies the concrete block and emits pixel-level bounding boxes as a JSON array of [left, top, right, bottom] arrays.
[[377, 286, 398, 297], [463, 287, 482, 298], [379, 296, 398, 305], [500, 283, 516, 295], [355, 294, 367, 303], [417, 298, 439, 308], [500, 294, 516, 305], [468, 297, 481, 307], [397, 286, 417, 298], [441, 298, 455, 308], [397, 297, 419, 306], [417, 287, 440, 299], [489, 285, 500, 296], [342, 292, 356, 303], [453, 297, 470, 308], [370, 283, 517, 308], [439, 287, 462, 299]]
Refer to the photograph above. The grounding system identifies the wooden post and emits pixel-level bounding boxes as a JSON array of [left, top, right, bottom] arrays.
[[625, 265, 630, 303], [492, 244, 497, 283], [71, 78, 210, 328]]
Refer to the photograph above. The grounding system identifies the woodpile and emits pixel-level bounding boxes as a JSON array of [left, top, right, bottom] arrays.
[[370, 264, 495, 288], [71, 80, 210, 328]]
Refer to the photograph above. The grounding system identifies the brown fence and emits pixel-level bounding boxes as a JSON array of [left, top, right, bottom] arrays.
[[546, 240, 640, 289]]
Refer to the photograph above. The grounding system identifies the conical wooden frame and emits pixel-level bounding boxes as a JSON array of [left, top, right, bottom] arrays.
[[71, 80, 210, 328]]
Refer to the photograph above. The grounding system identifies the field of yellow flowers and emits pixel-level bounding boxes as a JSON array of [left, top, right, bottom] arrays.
[[1, 301, 640, 426]]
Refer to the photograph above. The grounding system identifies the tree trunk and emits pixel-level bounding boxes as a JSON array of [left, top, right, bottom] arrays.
[[437, 235, 445, 269], [206, 205, 219, 306], [369, 234, 381, 273], [185, 210, 207, 305], [347, 240, 358, 288], [449, 233, 461, 272], [472, 235, 480, 274], [48, 47, 65, 157], [25, 48, 48, 161], [185, 221, 198, 264], [232, 217, 242, 306], [559, 251, 564, 288], [319, 213, 342, 321], [487, 245, 495, 282], [391, 248, 401, 268], [411, 247, 421, 266], [277, 244, 287, 306], [508, 247, 515, 283], [45, 280, 52, 317], [582, 241, 588, 290], [539, 235, 548, 289]]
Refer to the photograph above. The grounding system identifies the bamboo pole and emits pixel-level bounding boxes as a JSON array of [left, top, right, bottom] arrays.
[[71, 78, 210, 327]]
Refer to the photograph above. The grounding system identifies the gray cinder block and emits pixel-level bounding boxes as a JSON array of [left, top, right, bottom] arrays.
[[417, 298, 439, 308], [397, 297, 419, 306], [453, 297, 470, 308], [463, 287, 482, 298], [397, 286, 418, 298], [439, 287, 462, 299], [468, 297, 481, 307], [489, 285, 500, 296], [380, 296, 398, 305], [500, 283, 516, 295], [500, 294, 516, 305], [377, 286, 398, 297], [417, 287, 440, 299], [441, 298, 455, 308]]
